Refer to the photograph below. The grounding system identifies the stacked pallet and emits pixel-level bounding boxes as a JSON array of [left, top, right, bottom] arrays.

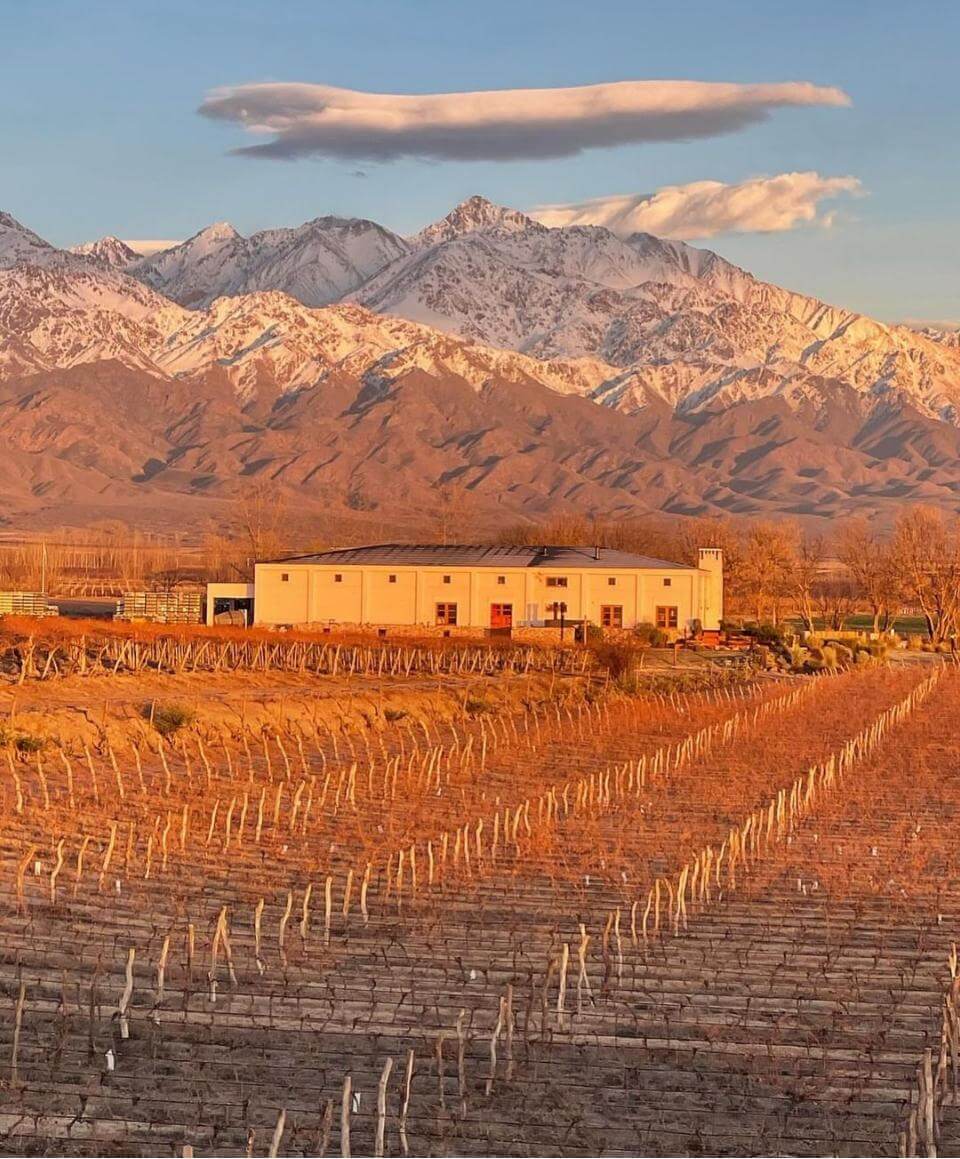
[[116, 589, 203, 624], [0, 591, 58, 617]]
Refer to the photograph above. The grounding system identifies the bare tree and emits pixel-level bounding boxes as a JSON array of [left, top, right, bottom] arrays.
[[892, 506, 960, 643], [231, 480, 291, 575], [814, 576, 856, 631], [836, 518, 903, 632], [740, 521, 798, 624], [789, 534, 824, 632]]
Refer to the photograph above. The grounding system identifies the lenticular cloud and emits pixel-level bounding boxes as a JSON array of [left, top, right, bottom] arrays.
[[531, 172, 863, 240], [198, 79, 851, 162]]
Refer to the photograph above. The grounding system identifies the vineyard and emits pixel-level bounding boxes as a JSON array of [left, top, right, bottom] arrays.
[[0, 620, 592, 683], [0, 658, 957, 1156]]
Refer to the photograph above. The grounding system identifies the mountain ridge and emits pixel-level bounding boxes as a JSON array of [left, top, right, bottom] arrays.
[[2, 199, 959, 531]]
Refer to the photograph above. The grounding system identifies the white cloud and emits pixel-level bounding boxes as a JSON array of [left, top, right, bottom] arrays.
[[530, 172, 863, 239], [198, 79, 850, 162], [123, 239, 181, 256]]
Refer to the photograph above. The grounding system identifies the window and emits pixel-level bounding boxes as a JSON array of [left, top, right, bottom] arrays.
[[608, 577, 617, 586], [334, 573, 343, 583], [388, 574, 397, 584], [436, 602, 458, 626], [546, 576, 568, 588], [656, 606, 679, 630], [443, 575, 452, 584], [663, 577, 672, 587], [600, 605, 623, 628], [497, 575, 506, 585], [281, 573, 290, 583]]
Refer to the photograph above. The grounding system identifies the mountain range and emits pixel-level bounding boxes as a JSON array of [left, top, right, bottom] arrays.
[[2, 196, 960, 534]]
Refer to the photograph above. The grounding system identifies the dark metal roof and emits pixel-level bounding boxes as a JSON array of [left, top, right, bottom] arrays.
[[268, 544, 696, 570]]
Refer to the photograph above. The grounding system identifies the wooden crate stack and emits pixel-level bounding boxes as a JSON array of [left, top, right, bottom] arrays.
[[0, 591, 59, 618], [116, 589, 204, 624]]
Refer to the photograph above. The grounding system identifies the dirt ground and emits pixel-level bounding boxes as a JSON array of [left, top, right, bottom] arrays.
[[0, 661, 951, 1156], [0, 666, 597, 752]]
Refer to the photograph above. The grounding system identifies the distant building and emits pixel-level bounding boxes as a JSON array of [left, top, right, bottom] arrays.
[[247, 544, 723, 635]]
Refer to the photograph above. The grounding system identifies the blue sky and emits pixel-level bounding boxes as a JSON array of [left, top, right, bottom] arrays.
[[4, 0, 958, 320]]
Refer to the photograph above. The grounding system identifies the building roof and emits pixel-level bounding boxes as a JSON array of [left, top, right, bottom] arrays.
[[268, 544, 696, 570]]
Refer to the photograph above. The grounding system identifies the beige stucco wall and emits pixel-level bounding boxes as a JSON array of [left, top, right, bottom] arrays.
[[253, 559, 722, 633]]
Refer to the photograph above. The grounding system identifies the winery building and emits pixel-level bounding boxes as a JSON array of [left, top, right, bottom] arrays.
[[246, 544, 723, 636]]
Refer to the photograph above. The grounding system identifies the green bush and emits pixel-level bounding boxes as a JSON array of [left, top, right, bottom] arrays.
[[383, 708, 407, 722], [0, 727, 45, 753], [633, 622, 668, 648], [143, 701, 196, 737], [13, 734, 45, 753], [743, 622, 787, 645], [464, 696, 492, 715]]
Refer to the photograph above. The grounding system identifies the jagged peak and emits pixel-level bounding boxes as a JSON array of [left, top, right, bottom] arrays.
[[70, 235, 143, 268], [0, 211, 54, 263], [412, 195, 539, 248], [190, 221, 242, 246]]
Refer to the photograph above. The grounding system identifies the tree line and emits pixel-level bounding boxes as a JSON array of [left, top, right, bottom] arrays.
[[498, 507, 960, 643]]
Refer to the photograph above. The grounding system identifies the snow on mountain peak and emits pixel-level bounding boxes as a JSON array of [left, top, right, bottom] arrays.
[[71, 236, 143, 270], [198, 221, 241, 243], [411, 195, 540, 248], [0, 211, 55, 267], [135, 213, 409, 309]]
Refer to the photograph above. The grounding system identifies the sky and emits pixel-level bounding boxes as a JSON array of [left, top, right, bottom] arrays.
[[3, 0, 958, 321]]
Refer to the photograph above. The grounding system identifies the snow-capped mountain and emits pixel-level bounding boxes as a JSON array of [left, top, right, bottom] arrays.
[[70, 235, 143, 270], [353, 197, 960, 424], [0, 211, 56, 266], [3, 200, 960, 530], [0, 212, 189, 377], [136, 216, 409, 308]]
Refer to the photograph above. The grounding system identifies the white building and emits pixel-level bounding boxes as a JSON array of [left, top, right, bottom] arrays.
[[238, 544, 723, 636]]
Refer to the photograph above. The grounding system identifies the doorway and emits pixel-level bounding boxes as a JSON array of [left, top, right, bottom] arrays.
[[490, 602, 513, 628]]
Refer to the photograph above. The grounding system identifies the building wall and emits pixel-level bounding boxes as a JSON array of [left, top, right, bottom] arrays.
[[254, 559, 720, 634], [697, 548, 724, 630]]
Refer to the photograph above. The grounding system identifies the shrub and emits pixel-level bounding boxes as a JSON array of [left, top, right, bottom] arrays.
[[743, 622, 787, 646], [13, 733, 45, 753], [0, 727, 45, 752], [633, 623, 668, 648], [383, 708, 407, 722], [464, 696, 492, 715], [589, 640, 638, 679], [143, 701, 196, 737]]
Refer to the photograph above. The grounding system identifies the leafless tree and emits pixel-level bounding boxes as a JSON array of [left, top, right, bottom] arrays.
[[739, 521, 798, 624], [788, 533, 825, 632], [892, 506, 960, 643], [231, 480, 291, 575], [836, 518, 903, 632]]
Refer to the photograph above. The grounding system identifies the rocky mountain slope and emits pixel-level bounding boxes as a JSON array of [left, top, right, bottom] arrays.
[[2, 201, 959, 531], [70, 235, 143, 270], [134, 216, 409, 308]]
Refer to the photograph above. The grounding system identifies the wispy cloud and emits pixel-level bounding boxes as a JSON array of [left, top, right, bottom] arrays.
[[531, 172, 863, 239], [198, 79, 850, 162]]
